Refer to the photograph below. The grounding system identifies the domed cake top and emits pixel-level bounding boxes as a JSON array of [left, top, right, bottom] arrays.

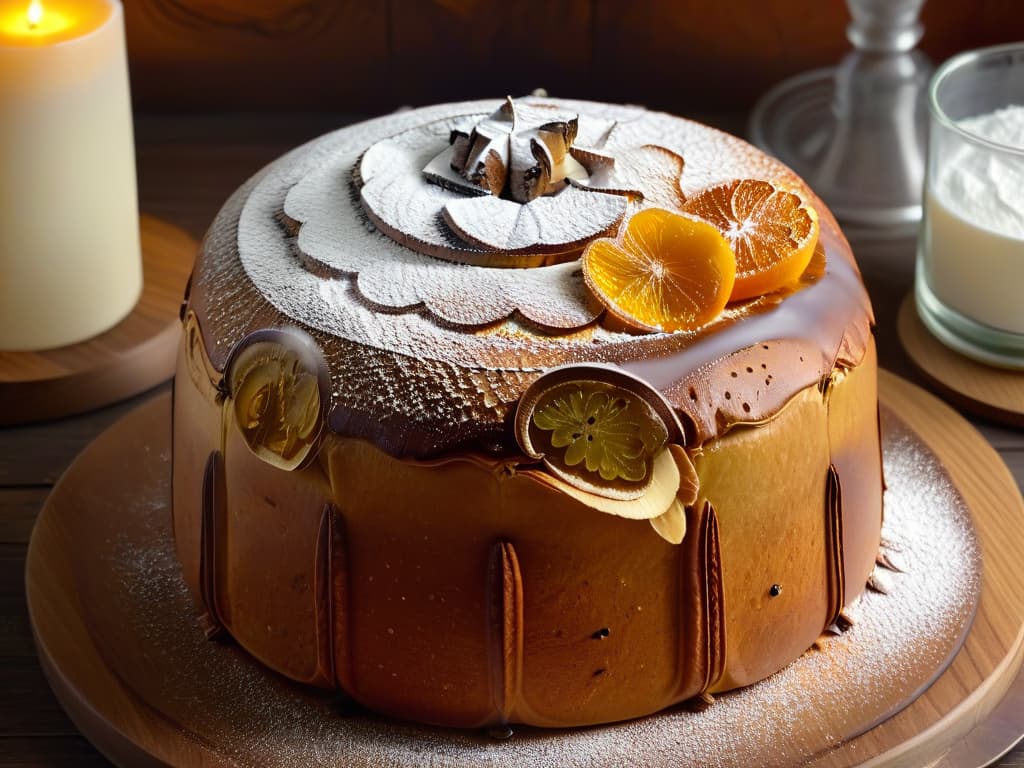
[[184, 97, 873, 459]]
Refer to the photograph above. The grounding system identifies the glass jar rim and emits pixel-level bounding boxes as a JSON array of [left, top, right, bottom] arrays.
[[930, 42, 1024, 158]]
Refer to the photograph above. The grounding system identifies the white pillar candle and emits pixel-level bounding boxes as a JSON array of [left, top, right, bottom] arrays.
[[0, 0, 141, 351]]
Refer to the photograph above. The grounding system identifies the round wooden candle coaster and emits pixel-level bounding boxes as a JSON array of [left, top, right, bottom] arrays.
[[24, 371, 1024, 767], [898, 293, 1024, 428], [0, 215, 195, 426]]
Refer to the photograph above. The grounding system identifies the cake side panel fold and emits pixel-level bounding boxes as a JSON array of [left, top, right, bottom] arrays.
[[329, 504, 356, 695], [701, 383, 831, 692], [171, 315, 224, 612], [314, 503, 338, 687], [487, 541, 524, 724], [704, 501, 727, 691], [323, 438, 499, 727], [218, 406, 335, 686], [825, 339, 883, 604], [199, 450, 226, 639], [824, 464, 846, 629]]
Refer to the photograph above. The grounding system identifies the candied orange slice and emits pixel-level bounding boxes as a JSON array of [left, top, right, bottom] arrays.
[[581, 208, 735, 333], [682, 179, 819, 302]]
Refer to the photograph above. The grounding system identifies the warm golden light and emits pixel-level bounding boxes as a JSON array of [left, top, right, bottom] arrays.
[[26, 1, 43, 29]]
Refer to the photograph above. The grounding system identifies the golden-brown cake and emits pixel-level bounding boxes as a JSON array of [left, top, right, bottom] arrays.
[[171, 97, 882, 729]]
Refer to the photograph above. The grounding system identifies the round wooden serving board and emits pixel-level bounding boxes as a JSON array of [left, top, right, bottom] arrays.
[[0, 215, 195, 426], [24, 371, 1024, 767], [899, 294, 1024, 429]]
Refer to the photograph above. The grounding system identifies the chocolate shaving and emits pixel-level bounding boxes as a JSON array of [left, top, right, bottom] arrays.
[[444, 96, 585, 204]]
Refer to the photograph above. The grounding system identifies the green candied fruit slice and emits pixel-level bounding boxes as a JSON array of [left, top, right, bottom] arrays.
[[532, 382, 666, 483]]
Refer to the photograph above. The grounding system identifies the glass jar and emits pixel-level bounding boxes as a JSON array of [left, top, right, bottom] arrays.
[[915, 43, 1024, 368]]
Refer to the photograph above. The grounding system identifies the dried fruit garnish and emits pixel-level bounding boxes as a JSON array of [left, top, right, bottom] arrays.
[[515, 364, 684, 501], [582, 207, 736, 333], [532, 387, 651, 483], [226, 332, 326, 471], [682, 178, 819, 302]]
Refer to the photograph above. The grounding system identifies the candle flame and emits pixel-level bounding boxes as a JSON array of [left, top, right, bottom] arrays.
[[26, 0, 43, 28]]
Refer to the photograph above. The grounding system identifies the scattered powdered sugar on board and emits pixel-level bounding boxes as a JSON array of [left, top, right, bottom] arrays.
[[89, 410, 979, 768]]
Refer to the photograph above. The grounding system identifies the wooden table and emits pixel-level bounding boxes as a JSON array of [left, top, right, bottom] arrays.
[[2, 112, 1022, 767]]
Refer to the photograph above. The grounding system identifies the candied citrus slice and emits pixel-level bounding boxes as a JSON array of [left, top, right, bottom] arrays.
[[581, 208, 736, 333], [682, 179, 819, 302]]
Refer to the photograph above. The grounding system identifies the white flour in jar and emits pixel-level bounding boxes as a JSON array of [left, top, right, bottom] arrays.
[[923, 104, 1024, 333]]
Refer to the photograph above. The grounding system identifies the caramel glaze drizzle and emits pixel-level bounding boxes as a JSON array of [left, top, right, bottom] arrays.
[[487, 541, 524, 723], [824, 464, 846, 629], [199, 450, 227, 640]]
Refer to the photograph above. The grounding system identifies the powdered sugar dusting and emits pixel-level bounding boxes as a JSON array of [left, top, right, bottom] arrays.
[[442, 188, 625, 253], [89, 409, 978, 767], [193, 101, 872, 455], [240, 98, 869, 375]]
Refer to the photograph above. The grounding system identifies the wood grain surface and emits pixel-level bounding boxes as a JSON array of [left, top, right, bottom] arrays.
[[122, 1, 1024, 113], [0, 217, 195, 427], [1, 112, 1023, 766], [898, 294, 1024, 428]]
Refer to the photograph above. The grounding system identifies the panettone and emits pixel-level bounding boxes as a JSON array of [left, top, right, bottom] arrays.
[[172, 97, 882, 728]]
